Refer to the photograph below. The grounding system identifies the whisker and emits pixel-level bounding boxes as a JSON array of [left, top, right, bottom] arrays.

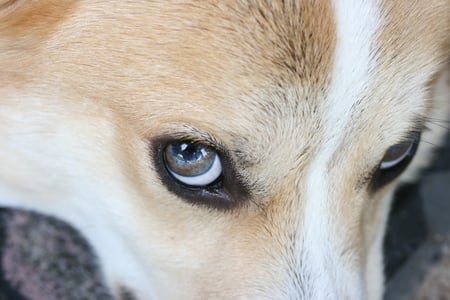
[[421, 139, 445, 148], [427, 121, 450, 131], [424, 117, 450, 124]]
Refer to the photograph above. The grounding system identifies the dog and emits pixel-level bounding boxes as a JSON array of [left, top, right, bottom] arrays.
[[0, 0, 449, 299]]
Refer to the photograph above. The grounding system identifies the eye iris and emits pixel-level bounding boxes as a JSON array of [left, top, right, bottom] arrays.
[[165, 142, 216, 177]]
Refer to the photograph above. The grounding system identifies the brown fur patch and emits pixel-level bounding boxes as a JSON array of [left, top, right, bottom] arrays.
[[0, 0, 77, 37]]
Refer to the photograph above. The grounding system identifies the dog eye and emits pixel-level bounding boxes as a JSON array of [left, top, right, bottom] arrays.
[[371, 133, 420, 190], [163, 142, 222, 187], [379, 139, 418, 170], [152, 133, 250, 210]]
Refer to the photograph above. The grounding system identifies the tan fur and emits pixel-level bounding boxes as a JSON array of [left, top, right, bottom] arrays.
[[0, 0, 449, 299]]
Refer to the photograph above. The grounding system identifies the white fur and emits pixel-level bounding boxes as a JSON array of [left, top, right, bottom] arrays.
[[301, 0, 381, 298], [0, 94, 154, 297]]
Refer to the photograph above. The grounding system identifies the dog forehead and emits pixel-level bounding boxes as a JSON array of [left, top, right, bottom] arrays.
[[100, 0, 446, 129], [145, 0, 337, 84], [52, 0, 336, 114], [56, 0, 445, 175], [131, 0, 338, 172], [109, 0, 338, 131], [59, 1, 337, 166], [114, 1, 337, 137]]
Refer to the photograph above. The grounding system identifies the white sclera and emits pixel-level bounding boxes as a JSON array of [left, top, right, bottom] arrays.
[[168, 154, 222, 186]]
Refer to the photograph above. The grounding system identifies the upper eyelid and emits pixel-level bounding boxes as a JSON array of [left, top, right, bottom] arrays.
[[396, 129, 422, 145], [154, 125, 227, 153]]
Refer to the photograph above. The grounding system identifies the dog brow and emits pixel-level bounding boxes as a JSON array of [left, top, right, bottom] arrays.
[[158, 124, 224, 148]]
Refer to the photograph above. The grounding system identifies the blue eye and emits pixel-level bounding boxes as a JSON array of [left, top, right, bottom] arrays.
[[163, 142, 222, 187]]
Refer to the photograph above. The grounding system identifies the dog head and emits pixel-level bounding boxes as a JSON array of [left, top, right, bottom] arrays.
[[1, 0, 449, 299]]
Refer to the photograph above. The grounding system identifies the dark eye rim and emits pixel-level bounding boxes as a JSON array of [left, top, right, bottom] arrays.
[[369, 131, 421, 191], [150, 136, 249, 210]]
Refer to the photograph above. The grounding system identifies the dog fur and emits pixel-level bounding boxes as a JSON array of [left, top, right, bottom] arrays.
[[0, 0, 449, 299]]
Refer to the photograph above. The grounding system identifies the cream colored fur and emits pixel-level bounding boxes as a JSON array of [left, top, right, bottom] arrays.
[[0, 0, 449, 299]]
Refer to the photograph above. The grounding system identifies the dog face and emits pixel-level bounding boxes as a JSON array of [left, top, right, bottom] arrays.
[[1, 0, 449, 299]]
